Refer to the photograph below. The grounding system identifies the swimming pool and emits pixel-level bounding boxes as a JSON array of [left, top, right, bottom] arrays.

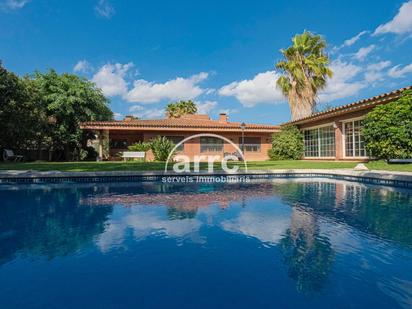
[[1, 178, 412, 308]]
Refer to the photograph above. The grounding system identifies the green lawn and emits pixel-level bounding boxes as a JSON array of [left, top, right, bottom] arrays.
[[0, 160, 411, 172]]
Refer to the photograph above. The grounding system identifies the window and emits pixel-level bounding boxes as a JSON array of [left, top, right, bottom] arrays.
[[304, 126, 336, 157], [239, 137, 261, 152], [344, 120, 367, 157], [110, 140, 128, 149], [304, 129, 320, 157], [200, 137, 223, 152], [319, 126, 335, 157], [165, 136, 184, 151]]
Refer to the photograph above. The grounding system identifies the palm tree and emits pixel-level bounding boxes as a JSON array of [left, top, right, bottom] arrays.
[[165, 100, 197, 118], [276, 31, 332, 120]]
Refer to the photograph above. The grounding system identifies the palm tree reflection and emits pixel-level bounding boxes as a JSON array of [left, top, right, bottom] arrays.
[[279, 205, 334, 294]]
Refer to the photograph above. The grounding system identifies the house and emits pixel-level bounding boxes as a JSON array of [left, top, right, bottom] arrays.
[[81, 85, 411, 162], [283, 85, 412, 161], [80, 113, 280, 161]]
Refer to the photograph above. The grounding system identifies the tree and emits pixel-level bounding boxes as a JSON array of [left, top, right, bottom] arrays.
[[269, 126, 304, 160], [31, 70, 113, 160], [363, 90, 412, 160], [276, 31, 332, 120], [0, 62, 45, 151], [166, 100, 197, 118]]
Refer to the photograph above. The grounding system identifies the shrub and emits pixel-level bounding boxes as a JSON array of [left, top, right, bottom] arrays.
[[150, 136, 175, 161], [269, 126, 303, 160], [128, 141, 151, 152], [363, 90, 412, 160]]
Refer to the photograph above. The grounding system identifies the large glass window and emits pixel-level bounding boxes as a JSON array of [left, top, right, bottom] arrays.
[[344, 120, 367, 157], [239, 137, 261, 152], [304, 126, 336, 157], [200, 137, 223, 152]]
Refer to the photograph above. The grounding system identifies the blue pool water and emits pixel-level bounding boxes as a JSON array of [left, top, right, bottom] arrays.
[[1, 178, 412, 308]]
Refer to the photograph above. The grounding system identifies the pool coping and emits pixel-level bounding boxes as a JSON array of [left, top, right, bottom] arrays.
[[1, 169, 412, 188]]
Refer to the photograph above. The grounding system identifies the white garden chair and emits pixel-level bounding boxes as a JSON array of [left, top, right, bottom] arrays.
[[3, 149, 24, 162]]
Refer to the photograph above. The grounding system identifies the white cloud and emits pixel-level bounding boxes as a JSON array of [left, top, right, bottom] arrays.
[[125, 72, 208, 104], [388, 63, 412, 78], [218, 108, 238, 115], [331, 31, 369, 53], [196, 100, 217, 114], [73, 60, 93, 73], [319, 60, 366, 102], [129, 105, 164, 119], [343, 30, 369, 47], [366, 60, 392, 72], [92, 62, 133, 97], [97, 207, 202, 252], [364, 60, 391, 82], [113, 112, 123, 120], [353, 44, 376, 61], [221, 209, 290, 245], [95, 0, 115, 18], [374, 1, 412, 35], [218, 71, 284, 107], [3, 0, 30, 9]]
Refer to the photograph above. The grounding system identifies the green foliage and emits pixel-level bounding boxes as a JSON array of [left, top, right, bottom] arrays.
[[165, 100, 197, 118], [0, 61, 113, 161], [0, 62, 46, 151], [128, 141, 151, 152], [31, 69, 113, 160], [82, 146, 98, 161], [276, 31, 332, 120], [363, 90, 412, 159], [150, 136, 175, 161], [269, 126, 304, 160]]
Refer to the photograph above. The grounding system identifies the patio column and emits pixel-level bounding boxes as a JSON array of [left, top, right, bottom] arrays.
[[98, 129, 109, 160], [334, 121, 343, 160]]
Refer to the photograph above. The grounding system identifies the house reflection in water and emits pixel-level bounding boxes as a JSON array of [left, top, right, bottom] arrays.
[[1, 179, 411, 299]]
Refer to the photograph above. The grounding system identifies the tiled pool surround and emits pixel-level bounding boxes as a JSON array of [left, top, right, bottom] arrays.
[[0, 169, 411, 188]]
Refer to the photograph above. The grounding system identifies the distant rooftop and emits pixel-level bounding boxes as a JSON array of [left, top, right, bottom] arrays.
[[81, 113, 280, 133]]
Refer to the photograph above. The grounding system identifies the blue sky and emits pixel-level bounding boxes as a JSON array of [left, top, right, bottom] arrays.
[[1, 0, 412, 124]]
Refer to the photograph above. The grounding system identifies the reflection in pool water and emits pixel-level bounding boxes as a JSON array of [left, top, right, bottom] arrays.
[[0, 179, 412, 308]]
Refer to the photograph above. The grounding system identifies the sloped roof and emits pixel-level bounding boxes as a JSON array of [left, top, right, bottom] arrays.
[[81, 114, 280, 133], [282, 85, 412, 126]]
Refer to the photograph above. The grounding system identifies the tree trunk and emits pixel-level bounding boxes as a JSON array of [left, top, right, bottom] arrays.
[[288, 85, 316, 121]]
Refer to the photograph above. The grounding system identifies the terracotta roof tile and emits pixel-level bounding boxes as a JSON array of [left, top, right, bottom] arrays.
[[81, 114, 280, 132], [282, 85, 412, 126]]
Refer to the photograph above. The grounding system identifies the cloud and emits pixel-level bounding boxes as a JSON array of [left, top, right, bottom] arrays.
[[374, 1, 412, 35], [364, 60, 391, 82], [196, 100, 217, 114], [125, 72, 209, 104], [129, 105, 165, 119], [92, 62, 134, 97], [95, 0, 115, 18], [343, 30, 369, 47], [221, 209, 290, 245], [3, 0, 30, 9], [388, 63, 412, 78], [73, 60, 93, 73], [331, 31, 369, 53], [318, 60, 366, 102], [218, 108, 238, 115], [218, 71, 284, 107], [97, 207, 202, 252], [353, 44, 376, 61], [113, 112, 123, 120]]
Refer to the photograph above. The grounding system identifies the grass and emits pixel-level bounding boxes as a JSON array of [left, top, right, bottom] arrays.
[[0, 160, 411, 172]]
